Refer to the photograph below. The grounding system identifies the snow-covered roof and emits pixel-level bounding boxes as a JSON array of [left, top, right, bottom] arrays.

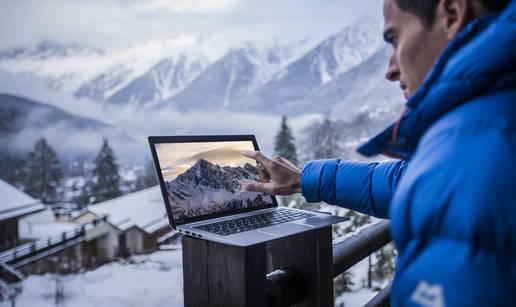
[[87, 186, 169, 234], [19, 208, 77, 240], [0, 179, 45, 222]]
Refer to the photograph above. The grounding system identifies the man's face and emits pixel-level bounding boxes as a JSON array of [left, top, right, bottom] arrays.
[[383, 0, 449, 99]]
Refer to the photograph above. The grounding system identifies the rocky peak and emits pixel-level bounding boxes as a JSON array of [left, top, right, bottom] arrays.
[[173, 159, 256, 193]]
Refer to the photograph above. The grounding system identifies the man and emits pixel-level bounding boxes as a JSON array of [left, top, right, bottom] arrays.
[[242, 0, 516, 306]]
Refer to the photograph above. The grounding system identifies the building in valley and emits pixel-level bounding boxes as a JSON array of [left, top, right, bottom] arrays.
[[0, 180, 45, 251]]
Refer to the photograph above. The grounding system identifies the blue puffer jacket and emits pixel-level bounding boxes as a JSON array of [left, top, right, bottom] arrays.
[[301, 2, 516, 306]]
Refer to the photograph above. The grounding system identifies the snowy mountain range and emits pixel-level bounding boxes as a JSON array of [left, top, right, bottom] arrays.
[[164, 42, 308, 111], [0, 36, 208, 100], [248, 19, 385, 112], [266, 46, 404, 116], [0, 18, 403, 116], [107, 54, 207, 106], [166, 159, 273, 219]]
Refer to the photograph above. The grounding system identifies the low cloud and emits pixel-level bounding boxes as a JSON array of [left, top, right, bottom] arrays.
[[0, 72, 318, 166]]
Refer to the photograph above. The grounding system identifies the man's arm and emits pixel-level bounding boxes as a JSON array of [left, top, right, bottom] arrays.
[[239, 151, 407, 219], [300, 160, 408, 219]]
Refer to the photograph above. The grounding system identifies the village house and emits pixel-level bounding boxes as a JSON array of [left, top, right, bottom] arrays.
[[0, 180, 45, 251], [1, 184, 176, 278], [72, 185, 173, 256]]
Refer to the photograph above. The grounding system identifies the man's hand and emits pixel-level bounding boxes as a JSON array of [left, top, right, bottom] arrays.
[[240, 150, 301, 195]]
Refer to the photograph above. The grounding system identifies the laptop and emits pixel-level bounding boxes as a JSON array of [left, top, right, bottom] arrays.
[[148, 135, 347, 247]]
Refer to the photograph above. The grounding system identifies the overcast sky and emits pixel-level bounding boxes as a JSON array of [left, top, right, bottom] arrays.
[[0, 0, 383, 51]]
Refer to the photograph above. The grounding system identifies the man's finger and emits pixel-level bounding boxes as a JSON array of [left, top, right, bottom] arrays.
[[244, 181, 272, 194], [241, 150, 271, 166], [278, 157, 300, 172]]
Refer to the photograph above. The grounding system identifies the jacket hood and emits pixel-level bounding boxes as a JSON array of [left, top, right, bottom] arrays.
[[357, 0, 516, 159]]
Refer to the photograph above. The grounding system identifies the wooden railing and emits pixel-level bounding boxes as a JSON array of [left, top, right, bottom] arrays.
[[364, 282, 392, 307], [264, 220, 393, 306], [0, 227, 85, 264], [0, 215, 108, 268], [0, 262, 23, 284], [334, 220, 392, 306], [182, 219, 393, 307], [333, 220, 392, 276]]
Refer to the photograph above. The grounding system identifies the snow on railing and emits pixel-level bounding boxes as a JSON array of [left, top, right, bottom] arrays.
[[0, 228, 84, 263], [156, 230, 180, 245], [0, 215, 108, 264], [332, 220, 391, 277]]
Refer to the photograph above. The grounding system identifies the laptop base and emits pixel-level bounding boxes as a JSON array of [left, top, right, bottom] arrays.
[[178, 207, 347, 247]]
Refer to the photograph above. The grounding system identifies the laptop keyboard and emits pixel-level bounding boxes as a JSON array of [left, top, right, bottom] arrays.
[[193, 209, 315, 236]]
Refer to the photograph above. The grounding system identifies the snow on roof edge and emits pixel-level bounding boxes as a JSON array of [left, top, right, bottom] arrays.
[[0, 179, 45, 221]]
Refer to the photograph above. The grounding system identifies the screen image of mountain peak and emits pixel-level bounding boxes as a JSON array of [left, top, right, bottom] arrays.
[[155, 141, 258, 181], [166, 158, 273, 220]]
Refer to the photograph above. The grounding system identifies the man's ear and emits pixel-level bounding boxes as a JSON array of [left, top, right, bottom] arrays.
[[435, 0, 469, 40]]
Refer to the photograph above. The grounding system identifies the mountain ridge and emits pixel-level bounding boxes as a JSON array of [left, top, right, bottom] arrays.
[[0, 93, 135, 161], [0, 18, 401, 117]]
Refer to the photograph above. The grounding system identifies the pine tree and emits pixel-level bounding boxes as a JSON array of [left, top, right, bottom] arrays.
[[90, 139, 121, 203], [334, 271, 354, 297], [22, 138, 63, 204], [73, 179, 94, 208], [372, 242, 396, 285], [133, 159, 158, 191], [312, 116, 343, 159], [274, 116, 298, 165], [342, 210, 374, 287], [300, 115, 343, 163]]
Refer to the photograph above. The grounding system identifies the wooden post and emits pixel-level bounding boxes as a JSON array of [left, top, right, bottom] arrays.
[[182, 237, 267, 307], [182, 226, 333, 307]]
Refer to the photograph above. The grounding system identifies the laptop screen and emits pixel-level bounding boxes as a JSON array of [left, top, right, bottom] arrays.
[[152, 139, 276, 225]]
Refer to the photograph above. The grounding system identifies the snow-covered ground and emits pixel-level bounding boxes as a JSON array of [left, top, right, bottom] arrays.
[[3, 246, 382, 307], [336, 287, 377, 307], [336, 257, 380, 307], [3, 250, 184, 307]]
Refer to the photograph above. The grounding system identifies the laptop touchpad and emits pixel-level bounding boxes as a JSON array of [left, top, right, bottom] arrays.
[[257, 222, 313, 237]]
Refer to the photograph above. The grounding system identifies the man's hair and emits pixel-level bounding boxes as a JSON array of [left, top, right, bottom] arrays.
[[395, 0, 510, 27]]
